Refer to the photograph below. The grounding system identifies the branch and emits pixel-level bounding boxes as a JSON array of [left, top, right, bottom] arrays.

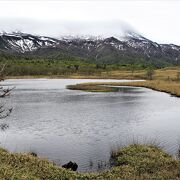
[[0, 63, 13, 119], [0, 107, 13, 119], [0, 87, 15, 98]]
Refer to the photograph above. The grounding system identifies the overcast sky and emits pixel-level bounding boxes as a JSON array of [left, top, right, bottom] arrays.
[[0, 0, 179, 45]]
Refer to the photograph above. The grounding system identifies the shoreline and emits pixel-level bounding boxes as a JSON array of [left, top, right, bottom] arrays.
[[67, 80, 180, 97], [0, 144, 179, 179], [4, 76, 180, 97], [5, 75, 141, 80]]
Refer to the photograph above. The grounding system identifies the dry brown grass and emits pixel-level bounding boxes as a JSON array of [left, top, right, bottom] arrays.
[[105, 80, 180, 97], [67, 80, 180, 97], [6, 67, 180, 80], [67, 67, 180, 97]]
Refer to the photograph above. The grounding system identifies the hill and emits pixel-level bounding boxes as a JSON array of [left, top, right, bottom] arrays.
[[0, 31, 180, 67]]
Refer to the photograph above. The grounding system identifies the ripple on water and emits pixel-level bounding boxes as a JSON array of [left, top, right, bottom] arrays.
[[0, 79, 180, 172]]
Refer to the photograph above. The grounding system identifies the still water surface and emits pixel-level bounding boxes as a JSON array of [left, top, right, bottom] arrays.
[[0, 79, 180, 172]]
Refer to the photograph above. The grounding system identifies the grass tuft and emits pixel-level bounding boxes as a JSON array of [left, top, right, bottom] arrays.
[[1, 144, 180, 179]]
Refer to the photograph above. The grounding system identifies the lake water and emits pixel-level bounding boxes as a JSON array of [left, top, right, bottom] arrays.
[[0, 79, 180, 172]]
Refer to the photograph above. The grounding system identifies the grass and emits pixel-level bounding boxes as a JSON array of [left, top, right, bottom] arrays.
[[2, 60, 179, 80], [66, 67, 180, 97], [0, 144, 180, 179], [67, 80, 180, 97], [7, 66, 179, 96], [67, 83, 119, 92]]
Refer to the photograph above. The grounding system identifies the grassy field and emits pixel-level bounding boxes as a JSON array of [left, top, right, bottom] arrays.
[[67, 80, 180, 97], [0, 144, 180, 179], [67, 67, 180, 97], [5, 65, 180, 80]]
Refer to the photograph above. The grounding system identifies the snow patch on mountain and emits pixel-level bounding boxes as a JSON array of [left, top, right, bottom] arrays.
[[0, 31, 180, 63]]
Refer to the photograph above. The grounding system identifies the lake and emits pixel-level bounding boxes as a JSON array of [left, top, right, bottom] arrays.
[[0, 79, 180, 172]]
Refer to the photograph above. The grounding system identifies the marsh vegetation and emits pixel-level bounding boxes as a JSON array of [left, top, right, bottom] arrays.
[[1, 144, 180, 179], [67, 67, 180, 96]]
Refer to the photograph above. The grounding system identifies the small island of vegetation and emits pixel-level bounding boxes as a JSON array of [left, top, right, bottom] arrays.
[[67, 67, 180, 97]]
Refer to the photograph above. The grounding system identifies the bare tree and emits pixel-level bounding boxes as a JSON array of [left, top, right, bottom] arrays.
[[0, 64, 13, 119]]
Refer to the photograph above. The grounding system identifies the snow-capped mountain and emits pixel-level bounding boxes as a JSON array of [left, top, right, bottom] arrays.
[[0, 32, 59, 53], [0, 31, 180, 64]]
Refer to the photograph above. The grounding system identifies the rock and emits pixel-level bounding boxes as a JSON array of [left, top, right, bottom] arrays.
[[62, 161, 78, 171], [29, 152, 37, 157]]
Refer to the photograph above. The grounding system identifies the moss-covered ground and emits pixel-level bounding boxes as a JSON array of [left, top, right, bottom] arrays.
[[0, 144, 180, 179]]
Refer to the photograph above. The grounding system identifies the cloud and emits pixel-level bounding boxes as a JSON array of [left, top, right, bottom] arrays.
[[0, 0, 179, 44], [0, 18, 140, 38]]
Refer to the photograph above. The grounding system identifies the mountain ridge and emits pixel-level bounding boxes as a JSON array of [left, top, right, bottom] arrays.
[[0, 31, 180, 66]]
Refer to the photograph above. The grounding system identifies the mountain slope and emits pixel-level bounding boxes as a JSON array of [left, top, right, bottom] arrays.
[[0, 32, 180, 66], [0, 32, 58, 53]]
